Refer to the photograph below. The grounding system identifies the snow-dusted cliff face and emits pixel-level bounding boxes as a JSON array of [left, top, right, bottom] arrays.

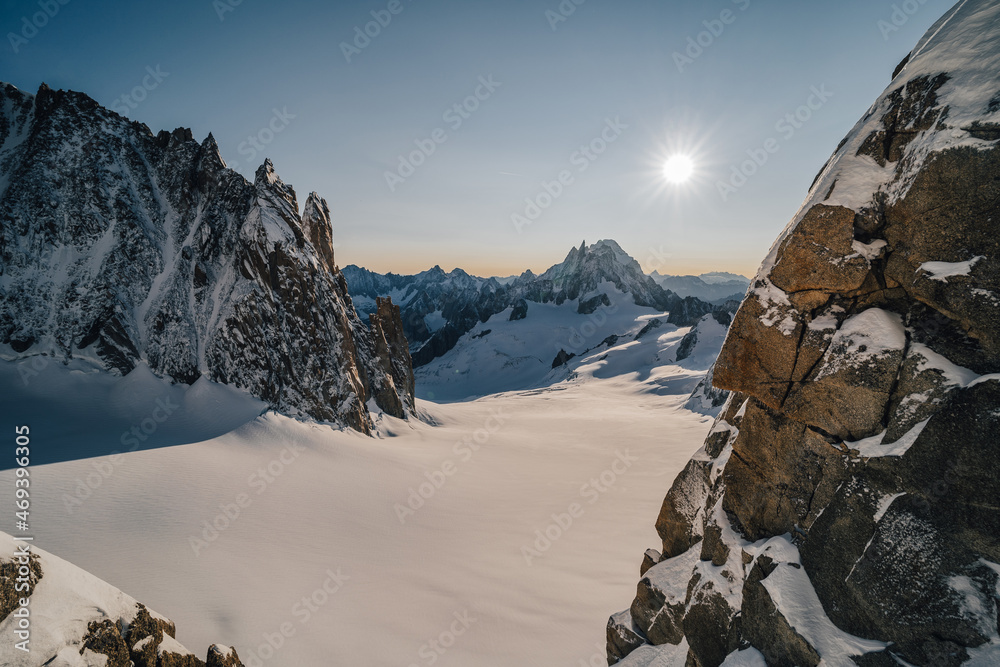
[[611, 1, 1000, 665], [0, 82, 413, 433]]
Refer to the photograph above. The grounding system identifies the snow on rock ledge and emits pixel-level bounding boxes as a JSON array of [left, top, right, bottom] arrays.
[[0, 532, 245, 666]]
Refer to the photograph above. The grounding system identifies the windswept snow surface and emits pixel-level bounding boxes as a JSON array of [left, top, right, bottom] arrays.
[[0, 343, 715, 665], [615, 640, 691, 666]]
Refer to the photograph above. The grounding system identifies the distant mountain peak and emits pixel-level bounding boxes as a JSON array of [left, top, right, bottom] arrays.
[[699, 271, 750, 284], [542, 238, 646, 291], [254, 157, 278, 186], [198, 132, 227, 172], [590, 239, 639, 268], [254, 158, 299, 224], [649, 271, 750, 302], [202, 131, 220, 152], [592, 238, 624, 251], [343, 238, 722, 367]]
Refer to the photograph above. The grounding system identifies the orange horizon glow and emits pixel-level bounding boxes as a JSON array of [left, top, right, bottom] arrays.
[[336, 248, 757, 282]]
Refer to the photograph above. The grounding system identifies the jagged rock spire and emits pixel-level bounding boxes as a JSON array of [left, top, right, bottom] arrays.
[[0, 80, 415, 431], [303, 192, 335, 270]]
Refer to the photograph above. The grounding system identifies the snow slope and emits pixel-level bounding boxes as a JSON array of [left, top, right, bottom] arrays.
[[0, 532, 199, 666], [415, 283, 728, 402], [0, 348, 715, 666]]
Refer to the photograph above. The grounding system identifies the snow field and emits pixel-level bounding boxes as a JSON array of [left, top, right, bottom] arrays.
[[0, 331, 716, 665]]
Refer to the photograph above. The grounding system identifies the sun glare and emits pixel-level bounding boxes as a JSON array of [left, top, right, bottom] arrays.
[[663, 154, 695, 184]]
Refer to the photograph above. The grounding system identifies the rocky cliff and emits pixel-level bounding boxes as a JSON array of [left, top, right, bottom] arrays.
[[610, 2, 1000, 665], [0, 82, 414, 432]]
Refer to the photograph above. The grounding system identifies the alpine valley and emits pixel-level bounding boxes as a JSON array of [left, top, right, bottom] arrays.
[[0, 79, 740, 666], [2, 0, 999, 665]]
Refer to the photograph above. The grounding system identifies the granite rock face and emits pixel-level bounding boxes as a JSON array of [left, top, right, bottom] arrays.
[[610, 2, 1000, 665], [0, 82, 414, 432]]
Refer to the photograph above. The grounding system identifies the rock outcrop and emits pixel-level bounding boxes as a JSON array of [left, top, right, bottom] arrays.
[[610, 2, 1000, 665], [367, 296, 416, 417], [0, 82, 414, 432], [0, 533, 244, 666]]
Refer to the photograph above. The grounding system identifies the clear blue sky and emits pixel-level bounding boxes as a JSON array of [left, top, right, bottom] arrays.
[[1, 0, 956, 277]]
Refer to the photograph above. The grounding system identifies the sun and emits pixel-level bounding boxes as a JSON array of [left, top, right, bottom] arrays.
[[663, 154, 695, 184]]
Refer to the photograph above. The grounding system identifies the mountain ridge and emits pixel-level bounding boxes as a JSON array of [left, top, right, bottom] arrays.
[[0, 80, 414, 434], [344, 239, 733, 367], [649, 271, 750, 303]]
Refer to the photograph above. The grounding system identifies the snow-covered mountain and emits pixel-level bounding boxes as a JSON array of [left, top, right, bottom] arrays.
[[343, 264, 510, 367], [612, 1, 1000, 664], [416, 285, 735, 403], [0, 82, 414, 433], [344, 240, 730, 368], [698, 272, 749, 285], [649, 271, 749, 304], [536, 240, 673, 311]]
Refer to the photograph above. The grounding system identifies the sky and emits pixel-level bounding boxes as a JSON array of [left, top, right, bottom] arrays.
[[1, 0, 957, 278]]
